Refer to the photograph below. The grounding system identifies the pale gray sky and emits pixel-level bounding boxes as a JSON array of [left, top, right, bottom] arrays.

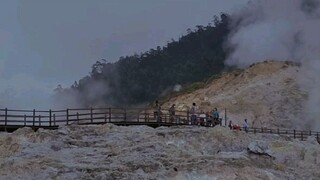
[[0, 0, 248, 108]]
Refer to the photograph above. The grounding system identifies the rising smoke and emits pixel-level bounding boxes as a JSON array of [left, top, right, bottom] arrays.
[[226, 0, 320, 130]]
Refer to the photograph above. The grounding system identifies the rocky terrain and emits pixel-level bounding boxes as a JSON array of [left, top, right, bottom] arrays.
[[0, 124, 319, 179], [163, 61, 307, 130]]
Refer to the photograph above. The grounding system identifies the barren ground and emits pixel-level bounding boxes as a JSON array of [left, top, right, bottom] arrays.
[[0, 125, 319, 179]]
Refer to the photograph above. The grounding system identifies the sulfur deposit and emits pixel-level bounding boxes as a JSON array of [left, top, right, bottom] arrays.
[[0, 124, 319, 179]]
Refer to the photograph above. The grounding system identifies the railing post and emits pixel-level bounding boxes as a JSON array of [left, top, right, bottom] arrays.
[[90, 107, 93, 123], [301, 131, 303, 141], [137, 111, 140, 122], [24, 115, 26, 126], [49, 109, 52, 126], [124, 108, 127, 123], [261, 127, 264, 133], [53, 114, 56, 126], [158, 112, 161, 127], [33, 109, 36, 128], [294, 130, 296, 139], [309, 130, 311, 136], [104, 113, 107, 123], [109, 108, 111, 123], [77, 112, 79, 124], [254, 128, 256, 134], [4, 108, 8, 131], [66, 109, 69, 125], [39, 115, 41, 126], [144, 110, 147, 123], [277, 128, 280, 135], [225, 108, 227, 126], [187, 110, 190, 124]]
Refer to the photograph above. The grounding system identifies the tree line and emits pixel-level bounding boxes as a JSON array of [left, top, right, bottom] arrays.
[[54, 13, 232, 107]]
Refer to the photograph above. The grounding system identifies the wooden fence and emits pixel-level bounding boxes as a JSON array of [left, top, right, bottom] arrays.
[[244, 127, 320, 141], [0, 107, 190, 131], [0, 107, 319, 142]]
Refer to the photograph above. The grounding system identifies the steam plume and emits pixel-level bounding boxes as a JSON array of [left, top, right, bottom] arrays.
[[226, 0, 320, 130]]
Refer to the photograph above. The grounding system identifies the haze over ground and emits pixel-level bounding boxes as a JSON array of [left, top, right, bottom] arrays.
[[0, 0, 248, 109]]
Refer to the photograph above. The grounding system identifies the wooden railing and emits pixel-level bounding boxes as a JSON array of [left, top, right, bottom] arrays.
[[0, 107, 191, 128], [0, 107, 319, 142], [244, 127, 320, 141]]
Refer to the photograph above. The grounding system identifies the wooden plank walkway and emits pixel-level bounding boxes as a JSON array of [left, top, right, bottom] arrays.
[[0, 107, 319, 142]]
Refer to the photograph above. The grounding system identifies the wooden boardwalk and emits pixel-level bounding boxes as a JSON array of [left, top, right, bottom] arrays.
[[0, 107, 319, 142]]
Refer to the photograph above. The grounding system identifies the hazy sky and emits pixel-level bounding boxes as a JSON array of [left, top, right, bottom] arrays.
[[0, 0, 248, 108]]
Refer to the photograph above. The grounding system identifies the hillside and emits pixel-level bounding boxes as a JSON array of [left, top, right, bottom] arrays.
[[55, 14, 231, 107], [162, 60, 307, 130]]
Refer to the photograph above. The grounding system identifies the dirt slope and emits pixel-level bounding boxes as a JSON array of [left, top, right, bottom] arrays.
[[163, 60, 306, 129]]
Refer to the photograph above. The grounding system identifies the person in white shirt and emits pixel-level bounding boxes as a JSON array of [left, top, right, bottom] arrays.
[[190, 103, 198, 125]]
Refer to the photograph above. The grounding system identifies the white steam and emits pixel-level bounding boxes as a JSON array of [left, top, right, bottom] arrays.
[[173, 84, 182, 92], [0, 74, 55, 109], [52, 79, 111, 109], [226, 0, 320, 130]]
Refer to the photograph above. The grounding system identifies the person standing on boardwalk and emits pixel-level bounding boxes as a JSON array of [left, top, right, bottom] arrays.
[[243, 119, 249, 133], [205, 111, 211, 126], [190, 103, 198, 125], [154, 100, 161, 122], [213, 108, 219, 125], [228, 120, 233, 129], [169, 104, 176, 123]]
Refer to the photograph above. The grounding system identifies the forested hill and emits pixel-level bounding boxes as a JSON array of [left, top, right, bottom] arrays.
[[55, 13, 231, 107]]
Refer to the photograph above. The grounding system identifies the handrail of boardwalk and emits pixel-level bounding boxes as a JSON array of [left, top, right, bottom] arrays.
[[0, 107, 191, 128], [242, 127, 320, 141], [0, 107, 319, 142]]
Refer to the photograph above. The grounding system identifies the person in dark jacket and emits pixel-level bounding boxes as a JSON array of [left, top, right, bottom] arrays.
[[228, 120, 233, 129]]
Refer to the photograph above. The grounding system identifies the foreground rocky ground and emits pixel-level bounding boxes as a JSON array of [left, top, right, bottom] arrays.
[[0, 124, 319, 179]]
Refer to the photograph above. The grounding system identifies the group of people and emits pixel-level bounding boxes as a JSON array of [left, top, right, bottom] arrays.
[[153, 101, 222, 127], [153, 100, 179, 123], [153, 100, 250, 131], [189, 102, 221, 126], [228, 119, 249, 133]]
